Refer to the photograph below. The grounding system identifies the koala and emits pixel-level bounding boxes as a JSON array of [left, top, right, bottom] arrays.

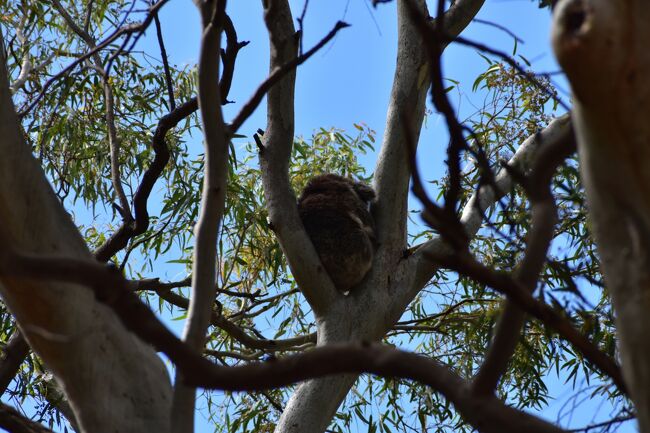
[[297, 174, 377, 293]]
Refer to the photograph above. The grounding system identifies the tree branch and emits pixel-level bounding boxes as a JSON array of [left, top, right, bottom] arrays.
[[94, 97, 198, 262], [471, 117, 576, 395], [171, 2, 229, 431], [94, 12, 246, 262], [372, 0, 429, 255], [425, 250, 626, 394], [134, 275, 266, 300], [0, 402, 55, 433], [405, 115, 572, 297], [397, 113, 624, 393], [373, 0, 484, 256], [9, 12, 55, 94], [229, 20, 348, 135], [220, 14, 250, 105], [258, 0, 339, 316], [0, 251, 567, 433], [0, 330, 29, 395]]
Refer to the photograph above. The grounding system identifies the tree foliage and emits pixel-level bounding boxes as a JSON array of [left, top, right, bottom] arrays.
[[0, 0, 638, 433]]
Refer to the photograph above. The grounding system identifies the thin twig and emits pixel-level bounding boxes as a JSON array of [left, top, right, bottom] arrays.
[[19, 0, 170, 117], [229, 20, 349, 135], [153, 4, 175, 111]]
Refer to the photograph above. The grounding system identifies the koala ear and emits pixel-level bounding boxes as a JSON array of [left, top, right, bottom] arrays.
[[352, 182, 376, 203]]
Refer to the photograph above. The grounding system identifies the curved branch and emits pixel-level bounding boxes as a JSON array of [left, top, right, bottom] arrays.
[[0, 331, 29, 395], [373, 0, 485, 255], [230, 20, 348, 135], [472, 118, 576, 395], [94, 12, 248, 263], [405, 114, 572, 296], [0, 249, 566, 433], [171, 2, 229, 431], [94, 97, 197, 262], [258, 0, 338, 315], [193, 343, 567, 433]]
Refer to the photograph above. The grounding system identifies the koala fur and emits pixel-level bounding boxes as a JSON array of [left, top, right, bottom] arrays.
[[297, 174, 377, 293]]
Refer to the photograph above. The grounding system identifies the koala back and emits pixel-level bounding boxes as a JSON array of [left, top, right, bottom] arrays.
[[297, 174, 376, 293]]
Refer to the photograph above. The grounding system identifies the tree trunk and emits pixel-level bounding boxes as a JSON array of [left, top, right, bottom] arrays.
[[0, 30, 172, 433], [553, 1, 650, 431], [272, 0, 485, 430]]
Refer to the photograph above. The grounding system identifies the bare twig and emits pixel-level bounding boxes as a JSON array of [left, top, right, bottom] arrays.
[[402, 108, 469, 249], [472, 18, 524, 43], [19, 0, 170, 117], [297, 0, 310, 54], [568, 414, 636, 432], [83, 0, 95, 33], [153, 4, 175, 111], [403, 0, 473, 235], [229, 20, 349, 135]]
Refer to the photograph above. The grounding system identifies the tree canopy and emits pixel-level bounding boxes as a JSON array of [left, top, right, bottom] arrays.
[[0, 1, 647, 433]]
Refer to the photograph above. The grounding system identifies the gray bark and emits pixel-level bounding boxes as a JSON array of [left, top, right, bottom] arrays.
[[0, 30, 172, 433], [552, 0, 650, 431], [172, 2, 229, 432], [272, 0, 485, 431]]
